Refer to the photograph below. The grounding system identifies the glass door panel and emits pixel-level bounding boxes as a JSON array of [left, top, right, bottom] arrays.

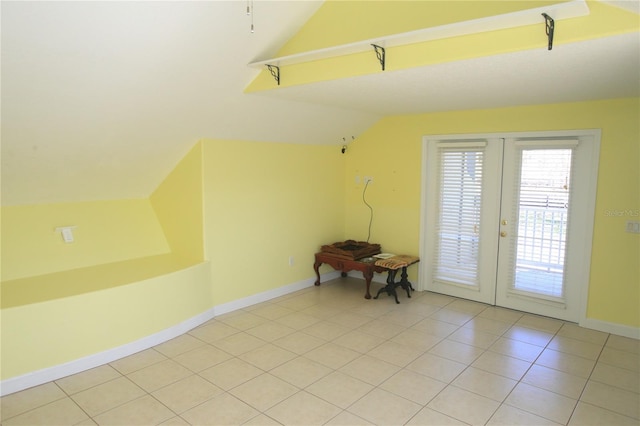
[[496, 137, 596, 321], [423, 131, 599, 322], [423, 138, 502, 305], [511, 148, 573, 299]]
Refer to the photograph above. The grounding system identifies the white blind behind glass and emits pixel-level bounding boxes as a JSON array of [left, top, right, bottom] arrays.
[[510, 148, 574, 299], [434, 147, 484, 287]]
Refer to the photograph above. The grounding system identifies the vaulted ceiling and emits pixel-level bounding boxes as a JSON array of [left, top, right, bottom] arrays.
[[2, 1, 638, 206]]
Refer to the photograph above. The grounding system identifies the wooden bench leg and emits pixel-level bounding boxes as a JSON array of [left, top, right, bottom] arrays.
[[398, 266, 414, 298], [374, 269, 400, 303]]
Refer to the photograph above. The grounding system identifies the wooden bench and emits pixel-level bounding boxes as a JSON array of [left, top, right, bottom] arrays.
[[372, 255, 420, 304]]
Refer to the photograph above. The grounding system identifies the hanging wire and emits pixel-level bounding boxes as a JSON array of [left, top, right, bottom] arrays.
[[362, 180, 374, 242]]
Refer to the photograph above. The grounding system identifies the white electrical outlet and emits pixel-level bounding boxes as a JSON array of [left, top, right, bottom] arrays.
[[625, 221, 640, 234], [364, 176, 373, 184], [288, 256, 295, 266]]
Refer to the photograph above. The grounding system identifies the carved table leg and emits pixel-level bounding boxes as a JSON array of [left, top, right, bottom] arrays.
[[363, 269, 373, 299], [314, 260, 322, 286]]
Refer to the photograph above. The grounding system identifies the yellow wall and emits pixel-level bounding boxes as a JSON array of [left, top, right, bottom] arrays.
[[246, 1, 638, 91], [150, 141, 205, 263], [2, 99, 637, 382], [344, 98, 640, 327], [0, 138, 347, 381], [1, 262, 211, 380], [1, 148, 211, 380], [0, 143, 213, 381], [1, 199, 170, 281], [202, 139, 345, 305], [1, 254, 196, 309], [2, 0, 638, 387]]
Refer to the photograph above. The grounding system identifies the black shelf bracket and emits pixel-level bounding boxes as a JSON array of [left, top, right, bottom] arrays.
[[371, 44, 386, 71], [266, 64, 280, 85], [542, 13, 555, 50]]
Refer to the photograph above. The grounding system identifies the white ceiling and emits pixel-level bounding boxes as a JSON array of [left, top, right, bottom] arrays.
[[1, 1, 638, 206]]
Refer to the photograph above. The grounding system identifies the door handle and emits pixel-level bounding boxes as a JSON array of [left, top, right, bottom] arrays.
[[501, 219, 508, 226], [500, 231, 507, 237]]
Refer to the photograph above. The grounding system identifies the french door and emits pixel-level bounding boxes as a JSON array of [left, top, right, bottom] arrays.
[[421, 130, 600, 321]]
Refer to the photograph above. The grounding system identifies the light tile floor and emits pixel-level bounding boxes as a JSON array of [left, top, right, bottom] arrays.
[[2, 277, 639, 425]]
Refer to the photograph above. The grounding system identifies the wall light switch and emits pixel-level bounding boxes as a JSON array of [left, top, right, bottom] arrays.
[[55, 226, 77, 243], [62, 228, 74, 242]]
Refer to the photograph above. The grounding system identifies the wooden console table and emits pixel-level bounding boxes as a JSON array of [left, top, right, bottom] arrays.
[[314, 252, 381, 299], [314, 252, 420, 302]]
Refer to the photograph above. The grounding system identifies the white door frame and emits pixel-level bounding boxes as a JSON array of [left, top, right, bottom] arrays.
[[419, 129, 600, 323]]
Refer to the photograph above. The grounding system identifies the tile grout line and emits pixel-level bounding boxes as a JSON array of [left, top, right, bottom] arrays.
[[312, 293, 453, 425], [563, 333, 640, 423], [398, 303, 495, 425], [562, 332, 610, 425], [491, 319, 572, 425], [3, 283, 637, 425]]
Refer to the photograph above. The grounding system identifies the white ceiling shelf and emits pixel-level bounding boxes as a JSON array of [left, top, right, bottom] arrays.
[[248, 0, 589, 69]]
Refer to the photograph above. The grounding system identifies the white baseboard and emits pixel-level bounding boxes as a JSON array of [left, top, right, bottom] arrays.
[[580, 318, 640, 340], [0, 272, 337, 397], [5, 271, 635, 397], [213, 272, 336, 315], [0, 307, 217, 397]]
